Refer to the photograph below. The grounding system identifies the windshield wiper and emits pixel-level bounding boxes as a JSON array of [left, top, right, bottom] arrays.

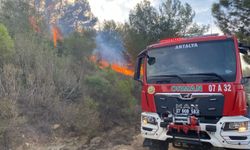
[[148, 75, 186, 83], [182, 73, 226, 82]]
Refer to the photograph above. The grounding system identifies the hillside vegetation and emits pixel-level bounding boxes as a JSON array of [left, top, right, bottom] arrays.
[[0, 1, 140, 148]]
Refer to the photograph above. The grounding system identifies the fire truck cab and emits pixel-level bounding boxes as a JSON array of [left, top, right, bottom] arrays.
[[134, 35, 250, 149]]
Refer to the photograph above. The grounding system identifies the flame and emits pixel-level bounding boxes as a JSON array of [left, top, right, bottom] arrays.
[[111, 64, 134, 77], [28, 17, 63, 48], [53, 27, 57, 48], [52, 25, 63, 48], [90, 55, 134, 77]]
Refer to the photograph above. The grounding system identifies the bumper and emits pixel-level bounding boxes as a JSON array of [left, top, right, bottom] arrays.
[[141, 112, 250, 149]]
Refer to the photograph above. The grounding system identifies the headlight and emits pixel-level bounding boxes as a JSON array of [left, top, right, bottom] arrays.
[[142, 115, 157, 125], [223, 121, 249, 132]]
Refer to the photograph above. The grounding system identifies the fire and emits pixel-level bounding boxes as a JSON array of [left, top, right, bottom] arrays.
[[52, 25, 63, 48], [28, 16, 63, 48], [111, 64, 134, 77], [90, 55, 134, 77]]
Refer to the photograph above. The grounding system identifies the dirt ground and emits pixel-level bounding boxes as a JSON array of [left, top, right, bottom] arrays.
[[15, 108, 250, 150], [18, 134, 177, 150]]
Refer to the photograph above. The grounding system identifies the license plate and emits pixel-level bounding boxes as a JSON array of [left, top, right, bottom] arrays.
[[175, 104, 200, 115]]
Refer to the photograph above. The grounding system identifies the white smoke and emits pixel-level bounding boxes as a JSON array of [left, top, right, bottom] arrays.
[[93, 31, 127, 65]]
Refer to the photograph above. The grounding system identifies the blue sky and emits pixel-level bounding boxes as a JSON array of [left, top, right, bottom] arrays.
[[88, 0, 221, 33]]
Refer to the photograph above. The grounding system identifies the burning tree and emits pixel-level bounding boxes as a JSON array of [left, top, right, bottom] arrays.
[[31, 0, 97, 41]]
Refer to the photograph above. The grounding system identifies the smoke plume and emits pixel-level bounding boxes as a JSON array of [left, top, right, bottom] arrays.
[[94, 30, 128, 65]]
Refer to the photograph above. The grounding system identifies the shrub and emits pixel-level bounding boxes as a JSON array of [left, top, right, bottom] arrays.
[[84, 69, 138, 129], [62, 96, 100, 137], [0, 24, 14, 64]]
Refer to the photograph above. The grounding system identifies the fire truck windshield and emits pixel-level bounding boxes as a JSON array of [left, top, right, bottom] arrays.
[[147, 39, 236, 83]]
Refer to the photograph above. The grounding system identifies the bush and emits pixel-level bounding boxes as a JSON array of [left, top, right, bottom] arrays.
[[61, 96, 100, 137], [0, 97, 24, 149], [84, 69, 138, 129], [0, 24, 14, 64]]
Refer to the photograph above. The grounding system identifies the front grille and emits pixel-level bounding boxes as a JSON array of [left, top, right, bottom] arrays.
[[167, 129, 211, 140], [154, 93, 224, 117]]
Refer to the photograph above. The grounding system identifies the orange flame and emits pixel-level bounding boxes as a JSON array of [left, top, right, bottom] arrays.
[[90, 55, 134, 77], [52, 25, 63, 48], [111, 64, 134, 77], [53, 27, 57, 48]]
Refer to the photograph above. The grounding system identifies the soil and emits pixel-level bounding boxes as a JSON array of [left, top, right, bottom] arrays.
[[15, 126, 177, 150]]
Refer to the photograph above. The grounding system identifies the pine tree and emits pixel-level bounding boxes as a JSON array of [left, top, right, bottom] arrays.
[[212, 0, 250, 64]]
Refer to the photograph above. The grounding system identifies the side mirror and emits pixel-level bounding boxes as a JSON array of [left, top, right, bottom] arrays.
[[134, 57, 143, 84], [147, 56, 156, 65], [239, 43, 250, 55], [241, 76, 250, 84]]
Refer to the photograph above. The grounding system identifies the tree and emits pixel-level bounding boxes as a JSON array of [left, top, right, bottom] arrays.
[[157, 0, 196, 36], [212, 0, 250, 37], [212, 0, 250, 64], [58, 0, 97, 34], [60, 30, 96, 62], [0, 24, 14, 63], [0, 0, 36, 35], [125, 0, 208, 62], [185, 23, 209, 36], [129, 0, 158, 39], [30, 0, 97, 35]]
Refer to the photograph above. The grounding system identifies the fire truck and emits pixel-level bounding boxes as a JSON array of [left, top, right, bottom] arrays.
[[134, 35, 250, 149]]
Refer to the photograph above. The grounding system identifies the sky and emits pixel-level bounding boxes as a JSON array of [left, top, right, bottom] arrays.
[[88, 0, 222, 34]]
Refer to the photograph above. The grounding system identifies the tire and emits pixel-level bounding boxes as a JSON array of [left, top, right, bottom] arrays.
[[149, 140, 169, 150]]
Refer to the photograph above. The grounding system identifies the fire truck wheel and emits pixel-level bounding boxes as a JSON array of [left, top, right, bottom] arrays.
[[149, 140, 169, 150]]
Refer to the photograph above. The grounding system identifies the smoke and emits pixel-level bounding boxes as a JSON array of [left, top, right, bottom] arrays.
[[94, 30, 128, 65], [33, 0, 130, 66]]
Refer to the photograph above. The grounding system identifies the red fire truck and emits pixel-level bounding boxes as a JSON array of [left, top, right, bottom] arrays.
[[134, 35, 250, 149]]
